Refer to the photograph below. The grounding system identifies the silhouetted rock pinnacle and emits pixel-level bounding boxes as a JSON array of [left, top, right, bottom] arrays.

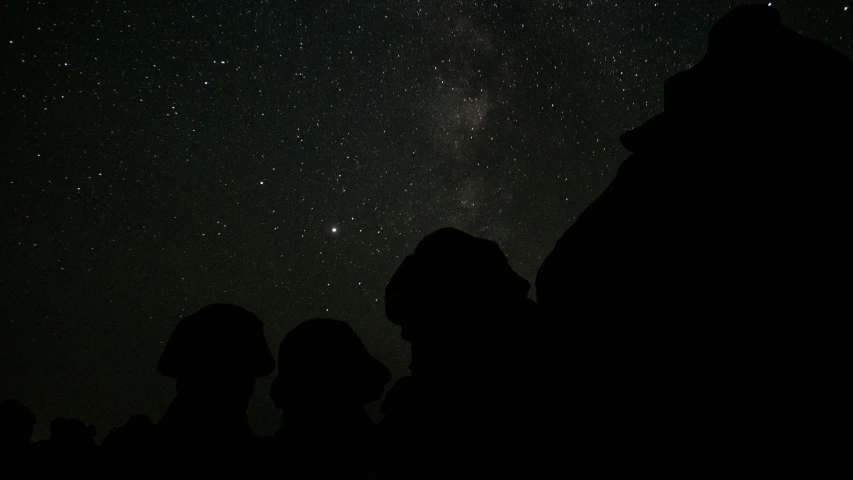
[[537, 4, 853, 477], [384, 227, 545, 477], [156, 303, 275, 476], [269, 318, 391, 479], [157, 303, 275, 379]]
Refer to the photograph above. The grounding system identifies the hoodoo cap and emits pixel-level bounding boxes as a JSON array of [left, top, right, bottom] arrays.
[[270, 318, 391, 407], [157, 303, 275, 379], [385, 228, 530, 327]]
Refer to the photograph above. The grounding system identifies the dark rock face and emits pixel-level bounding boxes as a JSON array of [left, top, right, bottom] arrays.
[[536, 5, 853, 476], [31, 417, 99, 477], [0, 400, 35, 477], [0, 399, 35, 451], [386, 227, 534, 376], [100, 414, 157, 478], [157, 303, 275, 379], [268, 318, 391, 479], [155, 304, 275, 475], [271, 317, 391, 410], [383, 227, 545, 477]]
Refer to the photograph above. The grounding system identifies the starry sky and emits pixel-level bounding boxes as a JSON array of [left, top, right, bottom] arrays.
[[1, 1, 851, 440]]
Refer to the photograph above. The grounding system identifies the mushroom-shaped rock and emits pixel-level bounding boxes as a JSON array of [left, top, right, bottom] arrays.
[[157, 303, 275, 379], [269, 318, 391, 479], [385, 227, 531, 341], [271, 318, 390, 409], [382, 228, 544, 477]]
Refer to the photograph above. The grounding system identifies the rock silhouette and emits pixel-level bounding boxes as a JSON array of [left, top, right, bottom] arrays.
[[0, 399, 34, 450], [31, 417, 98, 477], [0, 399, 36, 478], [268, 317, 391, 478], [100, 414, 157, 478], [536, 4, 853, 477], [156, 303, 275, 475], [383, 227, 545, 477], [376, 376, 418, 479]]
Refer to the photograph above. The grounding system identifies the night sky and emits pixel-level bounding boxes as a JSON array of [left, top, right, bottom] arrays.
[[2, 1, 851, 440]]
